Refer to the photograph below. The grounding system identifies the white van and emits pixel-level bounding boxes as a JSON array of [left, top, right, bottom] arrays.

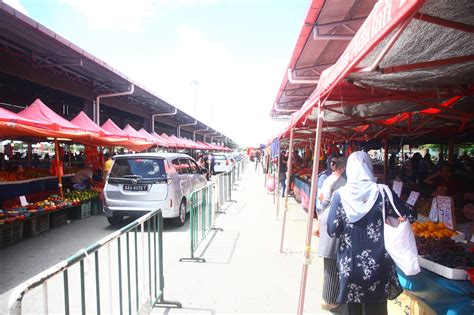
[[103, 153, 207, 225]]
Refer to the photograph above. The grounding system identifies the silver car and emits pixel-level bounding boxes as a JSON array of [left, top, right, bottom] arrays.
[[103, 153, 207, 225]]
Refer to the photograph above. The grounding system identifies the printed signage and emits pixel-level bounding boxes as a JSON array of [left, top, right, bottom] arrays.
[[392, 181, 403, 198], [428, 198, 438, 222], [437, 196, 454, 230], [406, 191, 420, 207]]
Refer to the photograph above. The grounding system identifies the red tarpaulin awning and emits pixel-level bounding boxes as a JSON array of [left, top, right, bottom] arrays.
[[70, 111, 112, 136], [123, 124, 147, 141], [101, 119, 129, 138], [170, 135, 193, 149], [0, 107, 53, 128], [151, 132, 173, 147], [17, 99, 81, 131], [139, 128, 167, 147]]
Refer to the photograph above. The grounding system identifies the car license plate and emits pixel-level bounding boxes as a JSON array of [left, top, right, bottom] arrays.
[[123, 184, 148, 191]]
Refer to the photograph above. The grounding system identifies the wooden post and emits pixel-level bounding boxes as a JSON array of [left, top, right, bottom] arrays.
[[383, 140, 389, 184]]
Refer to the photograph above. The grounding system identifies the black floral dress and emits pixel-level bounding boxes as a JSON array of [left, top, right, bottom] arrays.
[[327, 190, 417, 304]]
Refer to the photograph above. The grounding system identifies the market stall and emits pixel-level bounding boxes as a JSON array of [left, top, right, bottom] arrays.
[[0, 99, 157, 247], [269, 0, 474, 313]]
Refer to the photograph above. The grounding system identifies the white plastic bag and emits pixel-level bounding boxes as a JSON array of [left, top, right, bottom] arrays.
[[378, 184, 421, 276]]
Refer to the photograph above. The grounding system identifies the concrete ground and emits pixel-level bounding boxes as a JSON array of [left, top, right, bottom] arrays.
[[153, 162, 330, 314]]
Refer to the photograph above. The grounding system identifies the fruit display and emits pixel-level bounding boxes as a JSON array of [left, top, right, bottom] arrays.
[[65, 189, 99, 201], [0, 167, 79, 182], [411, 221, 458, 239]]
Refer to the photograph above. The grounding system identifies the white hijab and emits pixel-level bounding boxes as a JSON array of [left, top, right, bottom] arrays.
[[338, 151, 379, 222]]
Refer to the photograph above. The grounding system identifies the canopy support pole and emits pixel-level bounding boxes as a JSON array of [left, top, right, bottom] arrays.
[[54, 139, 63, 198], [280, 121, 294, 253], [297, 103, 324, 315], [384, 139, 389, 184], [448, 139, 455, 164]]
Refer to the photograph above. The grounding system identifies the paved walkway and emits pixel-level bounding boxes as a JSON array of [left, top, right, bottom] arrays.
[[153, 162, 329, 314]]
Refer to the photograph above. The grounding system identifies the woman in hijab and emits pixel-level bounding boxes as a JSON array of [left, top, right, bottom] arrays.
[[327, 151, 416, 315]]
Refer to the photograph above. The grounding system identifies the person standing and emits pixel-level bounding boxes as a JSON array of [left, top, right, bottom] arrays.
[[279, 151, 288, 197], [210, 153, 216, 176], [313, 157, 347, 311], [103, 153, 113, 180], [327, 151, 416, 315]]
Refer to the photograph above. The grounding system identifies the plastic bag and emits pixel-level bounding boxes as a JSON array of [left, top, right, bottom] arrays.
[[378, 184, 421, 276], [265, 174, 275, 192]]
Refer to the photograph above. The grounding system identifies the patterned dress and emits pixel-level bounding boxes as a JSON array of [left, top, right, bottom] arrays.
[[327, 190, 417, 304]]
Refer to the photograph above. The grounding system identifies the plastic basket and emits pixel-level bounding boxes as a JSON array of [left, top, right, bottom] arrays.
[[24, 214, 50, 237], [0, 221, 24, 248], [70, 201, 91, 220], [50, 212, 69, 227], [90, 197, 103, 215]]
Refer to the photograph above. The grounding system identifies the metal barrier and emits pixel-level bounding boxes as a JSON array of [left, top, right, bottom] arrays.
[[215, 171, 232, 210], [8, 210, 181, 315], [180, 183, 222, 262]]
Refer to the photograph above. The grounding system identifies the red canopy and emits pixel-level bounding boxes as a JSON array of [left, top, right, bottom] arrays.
[[170, 135, 193, 149], [101, 119, 129, 138], [0, 107, 53, 128], [139, 128, 167, 147], [123, 124, 147, 141], [17, 99, 80, 131], [196, 141, 215, 151], [70, 111, 112, 136], [151, 132, 173, 147]]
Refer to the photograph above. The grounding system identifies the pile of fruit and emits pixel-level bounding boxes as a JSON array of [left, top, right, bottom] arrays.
[[0, 167, 79, 182], [0, 193, 89, 225], [416, 237, 474, 268], [411, 221, 458, 239], [65, 189, 99, 201]]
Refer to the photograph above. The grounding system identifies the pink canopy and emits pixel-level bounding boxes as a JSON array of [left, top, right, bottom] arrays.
[[151, 132, 173, 147], [0, 107, 53, 127], [123, 124, 147, 141], [101, 119, 129, 138], [17, 99, 80, 131], [139, 128, 167, 147], [170, 135, 193, 149], [161, 133, 184, 148], [70, 111, 112, 136]]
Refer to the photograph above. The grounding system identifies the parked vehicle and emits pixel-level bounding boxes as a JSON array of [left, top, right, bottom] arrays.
[[103, 153, 207, 226], [213, 153, 234, 174]]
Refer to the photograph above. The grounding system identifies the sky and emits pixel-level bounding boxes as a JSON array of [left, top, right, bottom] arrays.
[[4, 0, 311, 147]]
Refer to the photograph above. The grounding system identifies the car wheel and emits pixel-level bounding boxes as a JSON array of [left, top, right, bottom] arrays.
[[173, 200, 187, 226], [107, 216, 124, 225]]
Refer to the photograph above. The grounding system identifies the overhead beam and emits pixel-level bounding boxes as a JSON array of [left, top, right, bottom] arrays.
[[414, 12, 474, 34], [381, 55, 474, 74]]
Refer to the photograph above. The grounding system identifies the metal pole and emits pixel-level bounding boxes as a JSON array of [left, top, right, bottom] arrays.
[[280, 125, 294, 253], [297, 104, 324, 315], [384, 140, 389, 184]]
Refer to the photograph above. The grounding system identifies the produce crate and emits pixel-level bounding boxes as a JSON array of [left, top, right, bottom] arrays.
[[0, 221, 24, 248], [418, 256, 468, 280], [50, 212, 69, 227], [69, 201, 91, 220], [90, 197, 103, 215], [24, 213, 50, 237]]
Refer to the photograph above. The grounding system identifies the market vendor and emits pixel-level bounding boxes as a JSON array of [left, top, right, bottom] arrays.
[[424, 164, 462, 197], [72, 163, 94, 189]]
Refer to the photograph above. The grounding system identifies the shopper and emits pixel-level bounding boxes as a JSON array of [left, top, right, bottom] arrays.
[[313, 156, 347, 311], [327, 151, 416, 315], [279, 151, 288, 197], [210, 153, 216, 176], [103, 153, 113, 179]]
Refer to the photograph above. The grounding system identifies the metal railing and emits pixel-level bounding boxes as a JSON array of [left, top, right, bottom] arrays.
[[215, 170, 233, 210], [8, 210, 181, 315], [180, 183, 222, 262]]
